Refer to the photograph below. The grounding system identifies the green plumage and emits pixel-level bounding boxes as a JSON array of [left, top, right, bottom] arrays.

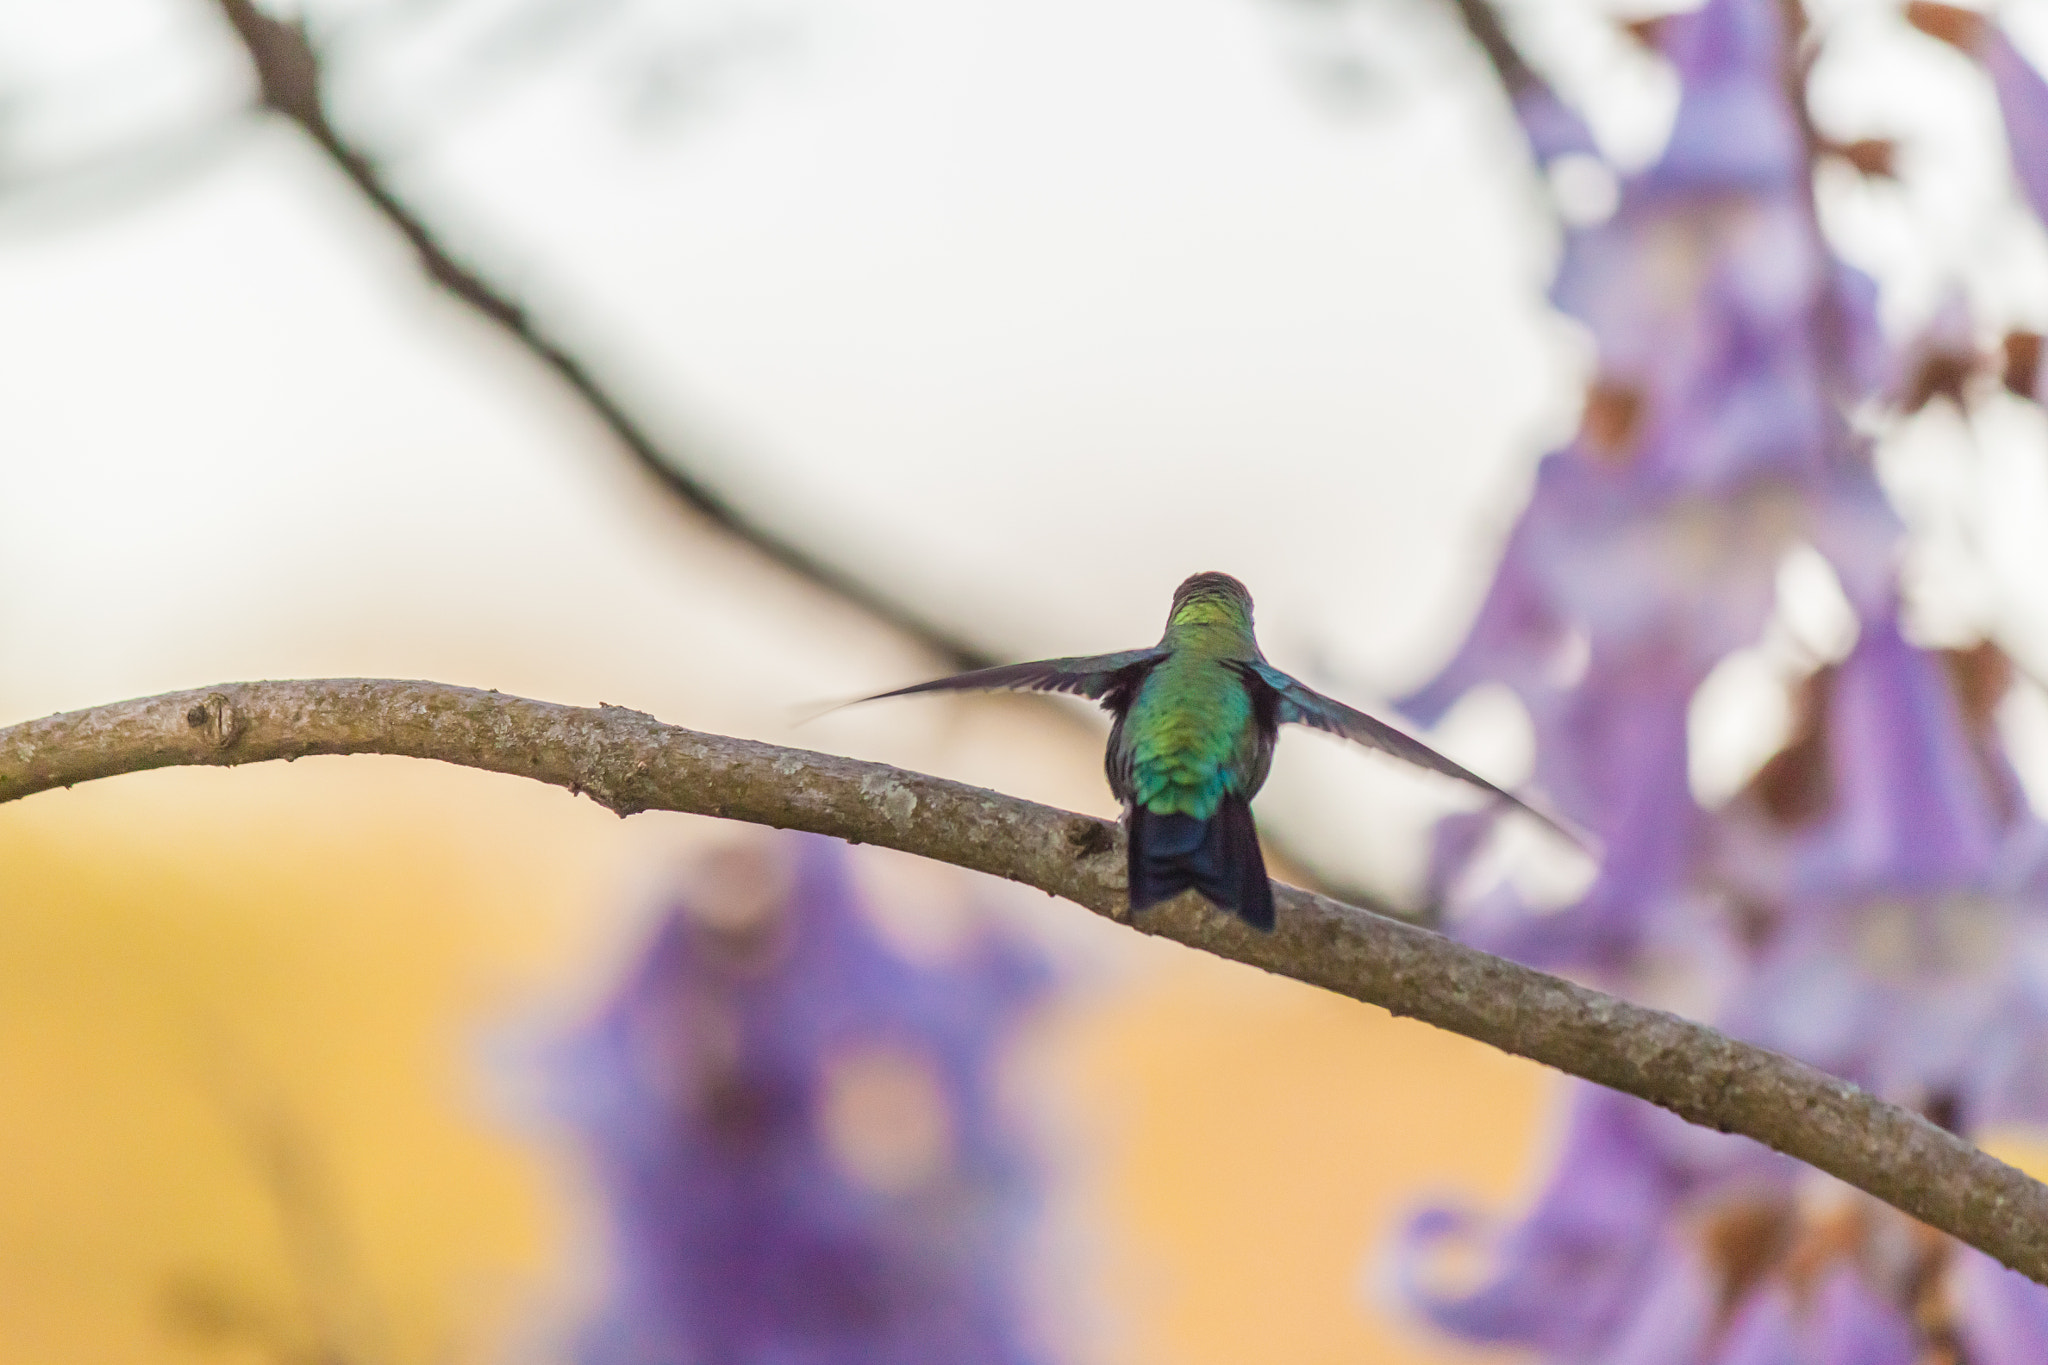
[[859, 570, 1565, 932], [1118, 586, 1269, 821]]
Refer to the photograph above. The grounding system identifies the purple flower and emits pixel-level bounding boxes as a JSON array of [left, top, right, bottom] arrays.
[[1513, 84, 1600, 167], [1394, 0, 2048, 1357], [1549, 182, 1872, 496], [1401, 1086, 1785, 1358], [1913, 5, 2048, 225], [1644, 0, 1808, 198], [548, 834, 1053, 1365], [1984, 27, 2048, 221], [1792, 616, 2010, 896], [1694, 629, 2048, 1124], [1956, 1249, 2048, 1364], [1457, 644, 1705, 969], [1406, 1079, 2020, 1365], [1513, 0, 1889, 504]]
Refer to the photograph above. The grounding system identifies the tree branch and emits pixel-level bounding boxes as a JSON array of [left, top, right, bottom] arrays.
[[4, 678, 2047, 1285], [209, 0, 1000, 673], [1443, 0, 1543, 97]]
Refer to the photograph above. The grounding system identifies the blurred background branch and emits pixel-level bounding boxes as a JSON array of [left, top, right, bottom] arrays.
[[210, 0, 1006, 674], [1444, 0, 1543, 98], [199, 0, 1486, 918]]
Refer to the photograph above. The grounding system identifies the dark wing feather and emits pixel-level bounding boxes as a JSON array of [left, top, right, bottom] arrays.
[[862, 649, 1167, 704], [1247, 662, 1579, 846]]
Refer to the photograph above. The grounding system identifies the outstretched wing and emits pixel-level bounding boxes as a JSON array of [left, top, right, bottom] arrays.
[[862, 649, 1167, 704], [1246, 661, 1578, 844]]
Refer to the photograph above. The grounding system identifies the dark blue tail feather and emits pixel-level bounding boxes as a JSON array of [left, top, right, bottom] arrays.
[[1126, 797, 1275, 931]]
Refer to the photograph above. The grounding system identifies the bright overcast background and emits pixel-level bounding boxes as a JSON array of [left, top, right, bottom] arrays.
[[6, 0, 2048, 1362], [0, 0, 1582, 886]]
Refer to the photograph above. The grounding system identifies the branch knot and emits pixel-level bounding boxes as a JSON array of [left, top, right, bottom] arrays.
[[184, 693, 245, 750]]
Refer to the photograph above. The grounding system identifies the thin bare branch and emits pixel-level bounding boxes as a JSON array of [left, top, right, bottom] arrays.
[[4, 677, 2046, 1286], [1443, 0, 1542, 96], [208, 0, 1000, 672]]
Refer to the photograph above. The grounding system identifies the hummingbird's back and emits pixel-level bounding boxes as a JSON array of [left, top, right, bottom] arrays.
[[1110, 650, 1278, 929], [1113, 654, 1272, 822]]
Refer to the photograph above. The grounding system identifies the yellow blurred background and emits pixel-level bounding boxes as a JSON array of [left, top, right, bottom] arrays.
[[0, 741, 1543, 1365], [0, 753, 1547, 1364]]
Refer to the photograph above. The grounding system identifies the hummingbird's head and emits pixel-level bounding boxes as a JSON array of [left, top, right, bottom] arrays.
[[1167, 572, 1255, 634]]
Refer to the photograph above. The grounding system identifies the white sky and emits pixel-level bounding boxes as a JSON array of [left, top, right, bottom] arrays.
[[0, 0, 1580, 896], [6, 0, 2048, 896]]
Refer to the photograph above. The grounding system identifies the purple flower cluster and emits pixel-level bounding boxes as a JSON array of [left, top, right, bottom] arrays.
[[547, 833, 1052, 1365], [1397, 1, 2048, 1359]]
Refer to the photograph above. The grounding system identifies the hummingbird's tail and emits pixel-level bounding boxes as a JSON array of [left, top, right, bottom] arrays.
[[1126, 796, 1275, 931]]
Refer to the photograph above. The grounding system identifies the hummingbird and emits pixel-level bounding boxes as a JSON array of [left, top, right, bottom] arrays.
[[861, 572, 1562, 932]]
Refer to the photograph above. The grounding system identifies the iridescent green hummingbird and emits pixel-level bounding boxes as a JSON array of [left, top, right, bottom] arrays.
[[862, 571, 1559, 932]]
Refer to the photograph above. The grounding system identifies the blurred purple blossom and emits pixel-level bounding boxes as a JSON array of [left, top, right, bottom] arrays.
[[1956, 1248, 2048, 1364], [1401, 1087, 1791, 1357], [1514, 85, 1599, 168], [547, 833, 1053, 1365], [1646, 0, 1806, 197], [1904, 3, 2048, 222], [1396, 0, 2048, 1357]]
